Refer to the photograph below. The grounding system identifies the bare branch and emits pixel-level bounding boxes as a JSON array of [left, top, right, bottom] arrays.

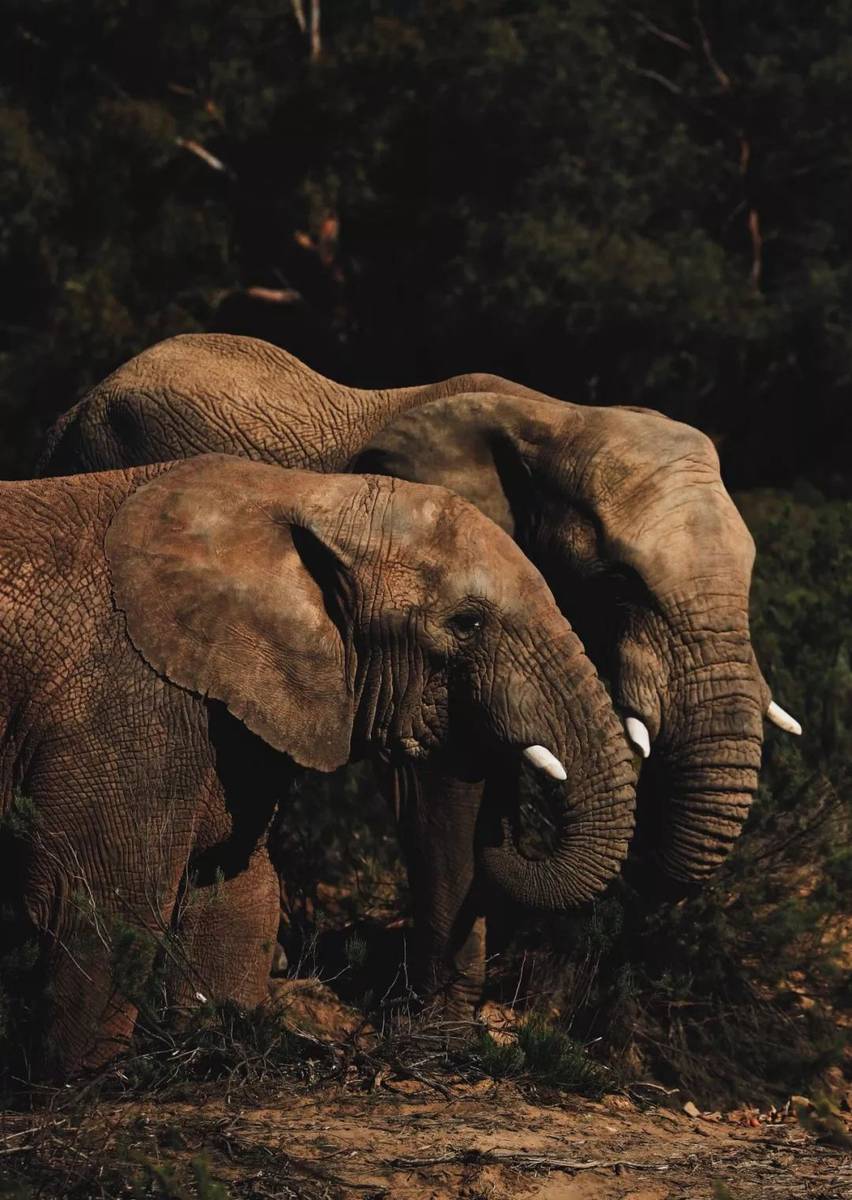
[[693, 2, 732, 90], [309, 0, 321, 60], [388, 1149, 650, 1171], [244, 285, 302, 304], [627, 64, 684, 96], [631, 11, 692, 53], [290, 0, 307, 34], [174, 137, 227, 173]]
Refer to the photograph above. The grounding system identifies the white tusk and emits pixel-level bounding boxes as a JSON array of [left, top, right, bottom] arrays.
[[522, 744, 568, 782], [624, 716, 651, 759], [767, 700, 802, 736]]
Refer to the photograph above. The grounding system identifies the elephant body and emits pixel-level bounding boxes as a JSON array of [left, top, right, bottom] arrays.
[[0, 464, 283, 1074], [37, 332, 547, 477], [0, 455, 634, 1075]]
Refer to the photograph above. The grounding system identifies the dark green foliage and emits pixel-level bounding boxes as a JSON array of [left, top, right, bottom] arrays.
[[0, 793, 44, 1079], [130, 1156, 233, 1200], [473, 1016, 609, 1096], [273, 761, 408, 991], [0, 936, 39, 1049], [2, 2, 852, 488], [0, 791, 35, 842]]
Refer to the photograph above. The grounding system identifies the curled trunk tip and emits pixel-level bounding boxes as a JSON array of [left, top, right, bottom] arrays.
[[481, 782, 636, 910]]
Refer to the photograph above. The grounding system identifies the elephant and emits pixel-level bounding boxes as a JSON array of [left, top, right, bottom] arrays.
[[37, 333, 800, 858], [0, 453, 635, 1076], [35, 333, 800, 994], [354, 395, 803, 889]]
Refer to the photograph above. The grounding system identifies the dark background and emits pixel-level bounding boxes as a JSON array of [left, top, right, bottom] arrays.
[[2, 0, 852, 490], [0, 1, 849, 1103]]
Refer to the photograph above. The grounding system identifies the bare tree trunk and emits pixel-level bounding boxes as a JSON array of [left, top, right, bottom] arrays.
[[290, 0, 306, 34], [309, 0, 321, 60], [291, 0, 320, 60]]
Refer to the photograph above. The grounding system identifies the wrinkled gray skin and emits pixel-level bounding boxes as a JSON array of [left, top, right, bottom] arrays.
[[0, 454, 634, 1074], [38, 333, 775, 998], [38, 333, 545, 477]]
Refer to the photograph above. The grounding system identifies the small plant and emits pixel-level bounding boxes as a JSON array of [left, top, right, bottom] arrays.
[[473, 1017, 609, 1097], [130, 1155, 232, 1200], [474, 1032, 526, 1080], [516, 1017, 610, 1095], [795, 1095, 852, 1150], [344, 931, 368, 971]]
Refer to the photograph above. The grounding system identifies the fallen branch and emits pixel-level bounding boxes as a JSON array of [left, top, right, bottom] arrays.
[[0, 1119, 69, 1155], [389, 1060, 454, 1101], [175, 137, 228, 174], [387, 1148, 650, 1172]]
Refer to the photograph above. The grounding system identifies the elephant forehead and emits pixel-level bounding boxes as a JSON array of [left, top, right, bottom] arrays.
[[365, 483, 556, 612], [571, 411, 720, 503], [375, 553, 554, 621]]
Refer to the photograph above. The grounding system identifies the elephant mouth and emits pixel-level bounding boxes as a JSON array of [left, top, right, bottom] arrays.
[[386, 731, 570, 790], [394, 735, 431, 761], [618, 700, 801, 764], [622, 713, 652, 760]]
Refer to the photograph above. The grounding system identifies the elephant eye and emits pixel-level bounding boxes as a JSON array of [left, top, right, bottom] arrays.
[[447, 607, 484, 639]]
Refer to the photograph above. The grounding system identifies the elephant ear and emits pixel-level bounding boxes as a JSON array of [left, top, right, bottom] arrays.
[[106, 454, 355, 772]]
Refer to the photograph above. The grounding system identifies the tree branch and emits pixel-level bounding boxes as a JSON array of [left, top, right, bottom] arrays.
[[631, 11, 692, 53]]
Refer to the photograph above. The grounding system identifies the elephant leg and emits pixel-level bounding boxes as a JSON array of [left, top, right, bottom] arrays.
[[382, 763, 487, 1018], [167, 847, 279, 1012], [23, 846, 186, 1077]]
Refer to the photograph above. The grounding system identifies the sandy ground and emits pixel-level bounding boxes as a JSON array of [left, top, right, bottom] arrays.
[[4, 1081, 850, 1200], [157, 1089, 852, 1199]]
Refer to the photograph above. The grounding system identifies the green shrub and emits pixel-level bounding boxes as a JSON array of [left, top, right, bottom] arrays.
[[130, 1155, 232, 1200], [473, 1017, 609, 1097]]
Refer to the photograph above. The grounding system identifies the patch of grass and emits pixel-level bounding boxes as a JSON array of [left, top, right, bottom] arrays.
[[472, 1017, 610, 1097], [474, 1032, 526, 1080], [129, 1154, 233, 1200], [516, 1018, 610, 1095], [795, 1095, 852, 1150]]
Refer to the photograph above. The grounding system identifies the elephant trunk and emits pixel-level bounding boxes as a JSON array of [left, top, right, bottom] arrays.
[[644, 614, 765, 884], [479, 641, 636, 910], [654, 709, 763, 883]]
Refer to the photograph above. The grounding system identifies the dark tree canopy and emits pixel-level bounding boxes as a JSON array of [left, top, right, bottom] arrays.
[[2, 1, 852, 486]]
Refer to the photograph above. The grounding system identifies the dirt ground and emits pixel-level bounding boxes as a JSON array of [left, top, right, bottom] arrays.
[[3, 1080, 851, 1200], [2, 982, 850, 1199]]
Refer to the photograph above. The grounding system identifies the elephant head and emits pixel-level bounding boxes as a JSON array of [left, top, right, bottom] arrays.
[[106, 453, 635, 908], [355, 394, 800, 885]]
